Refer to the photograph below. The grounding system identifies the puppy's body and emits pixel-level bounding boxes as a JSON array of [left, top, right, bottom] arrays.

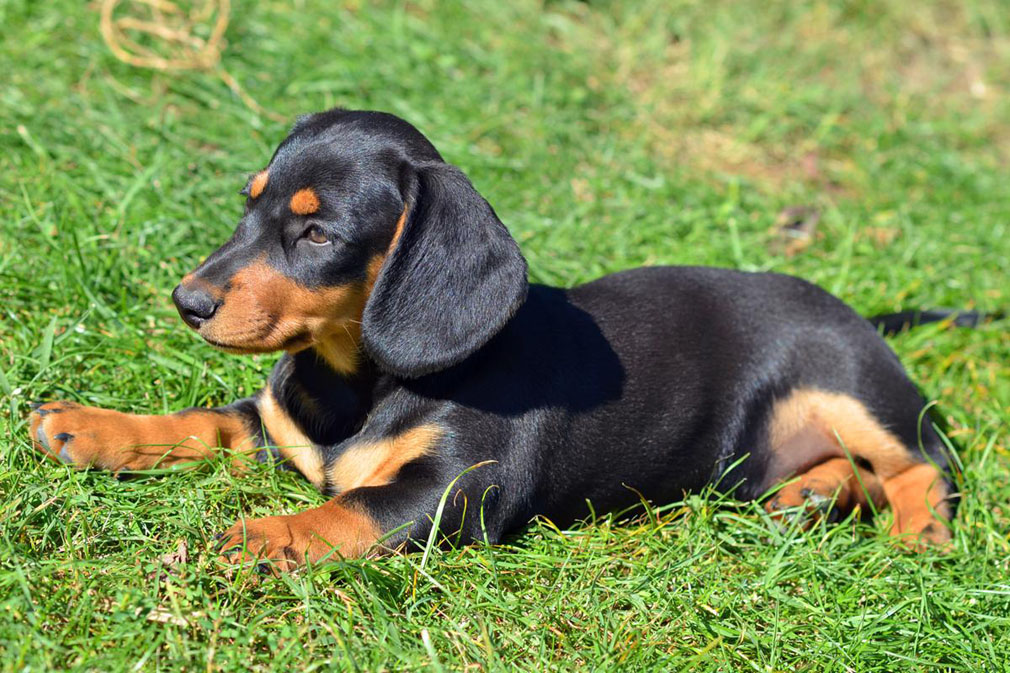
[[264, 267, 947, 547], [30, 109, 954, 569]]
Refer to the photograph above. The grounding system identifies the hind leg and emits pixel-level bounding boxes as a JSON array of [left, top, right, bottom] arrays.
[[765, 388, 952, 548], [766, 457, 886, 523], [881, 463, 952, 549]]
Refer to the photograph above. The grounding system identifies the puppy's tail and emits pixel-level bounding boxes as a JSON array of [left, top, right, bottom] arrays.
[[866, 309, 1004, 336]]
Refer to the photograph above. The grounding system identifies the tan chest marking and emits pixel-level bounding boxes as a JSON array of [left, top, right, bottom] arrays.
[[258, 388, 326, 488], [767, 388, 917, 481], [328, 424, 442, 492]]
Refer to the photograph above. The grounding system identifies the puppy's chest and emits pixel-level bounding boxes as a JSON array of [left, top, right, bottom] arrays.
[[322, 423, 443, 493], [270, 383, 442, 495]]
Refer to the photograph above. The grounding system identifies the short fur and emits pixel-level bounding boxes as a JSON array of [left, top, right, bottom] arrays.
[[30, 109, 960, 571]]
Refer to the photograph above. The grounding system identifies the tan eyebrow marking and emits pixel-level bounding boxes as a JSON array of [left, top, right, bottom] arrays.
[[250, 170, 269, 199], [290, 187, 320, 215]]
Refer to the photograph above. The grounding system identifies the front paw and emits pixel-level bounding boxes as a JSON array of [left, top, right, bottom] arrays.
[[30, 401, 87, 466], [216, 502, 380, 574], [29, 402, 146, 471], [217, 515, 309, 574]]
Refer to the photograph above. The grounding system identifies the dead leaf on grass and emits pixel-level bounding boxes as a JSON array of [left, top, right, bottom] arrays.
[[770, 205, 821, 257]]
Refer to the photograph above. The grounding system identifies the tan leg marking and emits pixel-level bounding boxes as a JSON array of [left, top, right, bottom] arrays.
[[328, 424, 442, 493], [29, 402, 255, 472], [765, 457, 886, 522], [767, 388, 951, 548], [257, 388, 326, 489], [768, 389, 918, 481], [218, 497, 381, 573], [882, 463, 952, 549]]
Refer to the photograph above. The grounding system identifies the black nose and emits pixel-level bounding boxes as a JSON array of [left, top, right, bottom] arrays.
[[172, 283, 221, 329]]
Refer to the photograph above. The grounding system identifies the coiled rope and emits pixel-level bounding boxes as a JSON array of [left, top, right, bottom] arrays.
[[99, 0, 285, 121]]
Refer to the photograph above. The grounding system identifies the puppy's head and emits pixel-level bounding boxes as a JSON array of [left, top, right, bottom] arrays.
[[173, 109, 528, 377]]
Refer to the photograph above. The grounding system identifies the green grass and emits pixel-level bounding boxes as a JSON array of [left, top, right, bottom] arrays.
[[2, 0, 1010, 669]]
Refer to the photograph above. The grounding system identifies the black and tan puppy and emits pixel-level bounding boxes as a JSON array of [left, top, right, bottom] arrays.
[[30, 109, 954, 571]]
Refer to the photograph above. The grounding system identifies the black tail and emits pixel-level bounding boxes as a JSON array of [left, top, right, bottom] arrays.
[[867, 309, 1003, 336]]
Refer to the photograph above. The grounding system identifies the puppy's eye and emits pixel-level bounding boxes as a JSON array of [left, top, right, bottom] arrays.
[[303, 225, 330, 246]]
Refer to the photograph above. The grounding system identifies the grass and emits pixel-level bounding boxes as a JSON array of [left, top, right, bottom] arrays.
[[1, 0, 1009, 669]]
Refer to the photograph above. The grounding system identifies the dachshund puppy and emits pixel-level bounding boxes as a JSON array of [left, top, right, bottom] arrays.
[[30, 109, 954, 571]]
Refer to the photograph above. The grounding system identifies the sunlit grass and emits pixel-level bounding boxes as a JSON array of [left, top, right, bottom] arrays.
[[1, 0, 1008, 669]]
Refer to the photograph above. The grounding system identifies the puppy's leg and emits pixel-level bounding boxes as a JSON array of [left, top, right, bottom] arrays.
[[218, 471, 450, 573], [217, 496, 381, 573], [766, 457, 886, 523], [29, 400, 261, 472], [881, 463, 952, 549], [765, 388, 952, 548]]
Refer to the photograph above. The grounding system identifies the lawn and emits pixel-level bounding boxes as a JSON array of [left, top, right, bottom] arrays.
[[2, 0, 1009, 670]]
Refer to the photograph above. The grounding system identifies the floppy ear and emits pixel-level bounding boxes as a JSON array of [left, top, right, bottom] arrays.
[[362, 163, 528, 378]]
